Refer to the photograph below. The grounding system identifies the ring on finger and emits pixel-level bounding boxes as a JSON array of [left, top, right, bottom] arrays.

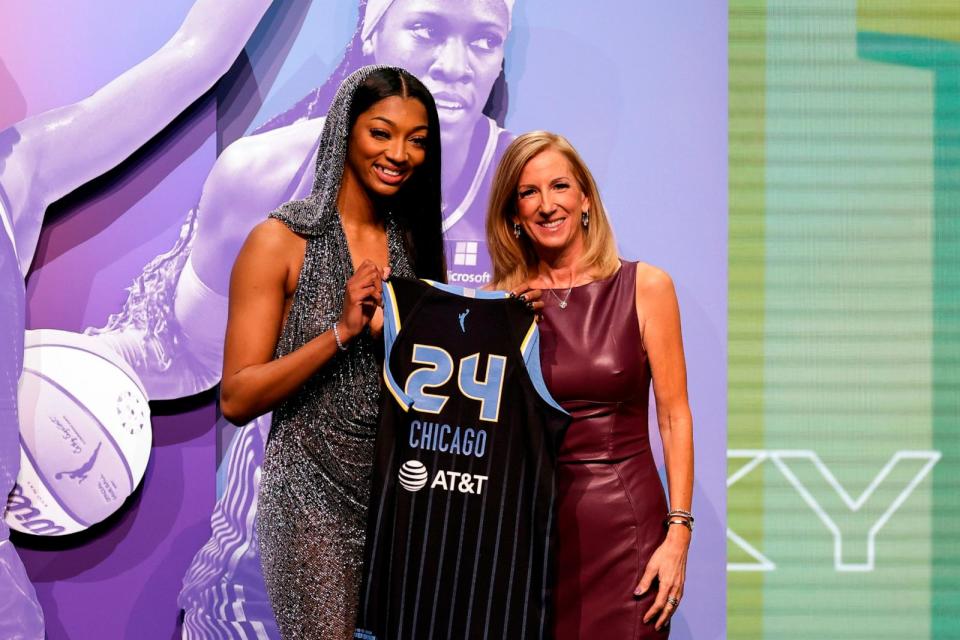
[[667, 596, 680, 607]]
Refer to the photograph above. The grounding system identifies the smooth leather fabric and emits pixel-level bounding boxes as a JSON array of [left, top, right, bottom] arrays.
[[539, 260, 669, 639]]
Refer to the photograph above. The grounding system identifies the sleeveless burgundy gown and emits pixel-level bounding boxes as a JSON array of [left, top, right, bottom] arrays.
[[538, 260, 670, 639]]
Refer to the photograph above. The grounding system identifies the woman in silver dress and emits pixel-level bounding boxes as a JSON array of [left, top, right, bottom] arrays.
[[218, 66, 445, 639]]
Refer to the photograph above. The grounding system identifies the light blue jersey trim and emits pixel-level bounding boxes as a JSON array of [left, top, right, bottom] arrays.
[[422, 279, 510, 300], [520, 321, 567, 414], [382, 280, 412, 410]]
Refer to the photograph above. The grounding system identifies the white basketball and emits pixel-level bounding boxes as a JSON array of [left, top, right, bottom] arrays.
[[398, 460, 429, 492], [5, 329, 152, 536]]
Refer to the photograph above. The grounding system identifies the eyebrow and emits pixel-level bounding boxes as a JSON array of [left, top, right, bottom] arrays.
[[517, 177, 570, 189], [403, 11, 507, 36], [370, 116, 429, 132], [470, 21, 508, 35]]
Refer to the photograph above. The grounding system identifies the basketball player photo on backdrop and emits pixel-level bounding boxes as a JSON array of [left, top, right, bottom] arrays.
[[1, 2, 726, 639]]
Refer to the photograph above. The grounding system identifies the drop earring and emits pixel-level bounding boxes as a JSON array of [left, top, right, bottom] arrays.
[[513, 222, 522, 238], [581, 211, 590, 228]]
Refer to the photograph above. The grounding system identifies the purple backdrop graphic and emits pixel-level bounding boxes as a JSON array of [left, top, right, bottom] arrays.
[[0, 1, 726, 638]]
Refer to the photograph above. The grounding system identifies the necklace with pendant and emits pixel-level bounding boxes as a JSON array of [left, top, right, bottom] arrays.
[[547, 274, 575, 309], [548, 288, 572, 309]]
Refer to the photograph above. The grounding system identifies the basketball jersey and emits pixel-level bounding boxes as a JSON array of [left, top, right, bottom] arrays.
[[354, 278, 570, 640]]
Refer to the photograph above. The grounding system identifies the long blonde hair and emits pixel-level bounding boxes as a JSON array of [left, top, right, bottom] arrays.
[[486, 131, 620, 289]]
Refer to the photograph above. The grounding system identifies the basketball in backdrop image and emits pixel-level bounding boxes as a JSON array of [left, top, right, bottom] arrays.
[[6, 330, 152, 536]]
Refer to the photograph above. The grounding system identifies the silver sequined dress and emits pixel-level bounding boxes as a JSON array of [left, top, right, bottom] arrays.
[[255, 65, 416, 640]]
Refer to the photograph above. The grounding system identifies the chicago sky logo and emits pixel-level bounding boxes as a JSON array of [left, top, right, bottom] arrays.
[[458, 308, 470, 333]]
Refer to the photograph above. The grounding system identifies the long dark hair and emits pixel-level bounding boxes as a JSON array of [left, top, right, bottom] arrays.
[[348, 68, 446, 282]]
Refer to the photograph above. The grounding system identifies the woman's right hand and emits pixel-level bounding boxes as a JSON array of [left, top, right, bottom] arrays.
[[510, 283, 545, 314], [338, 259, 385, 341]]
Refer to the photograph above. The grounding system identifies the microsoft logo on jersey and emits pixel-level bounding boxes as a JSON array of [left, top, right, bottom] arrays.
[[399, 460, 488, 495]]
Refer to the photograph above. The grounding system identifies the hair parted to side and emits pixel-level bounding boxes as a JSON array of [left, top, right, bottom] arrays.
[[486, 131, 620, 289]]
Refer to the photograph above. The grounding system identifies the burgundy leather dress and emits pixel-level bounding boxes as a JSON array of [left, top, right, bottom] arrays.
[[538, 260, 669, 639]]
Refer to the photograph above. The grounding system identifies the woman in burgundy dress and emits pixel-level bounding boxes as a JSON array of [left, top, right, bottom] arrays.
[[486, 131, 694, 637]]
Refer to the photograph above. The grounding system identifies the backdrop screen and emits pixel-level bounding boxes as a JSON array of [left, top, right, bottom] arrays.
[[728, 1, 960, 637], [1, 2, 726, 638]]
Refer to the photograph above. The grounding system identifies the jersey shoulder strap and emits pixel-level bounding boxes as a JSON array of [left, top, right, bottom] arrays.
[[381, 276, 437, 411]]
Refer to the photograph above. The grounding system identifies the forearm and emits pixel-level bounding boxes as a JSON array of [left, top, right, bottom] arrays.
[[220, 326, 346, 425], [4, 0, 271, 273], [32, 0, 269, 193], [658, 408, 694, 549], [659, 408, 694, 512]]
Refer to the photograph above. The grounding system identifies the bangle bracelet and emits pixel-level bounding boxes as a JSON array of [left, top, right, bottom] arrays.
[[667, 509, 694, 523], [666, 518, 693, 532], [333, 322, 348, 352]]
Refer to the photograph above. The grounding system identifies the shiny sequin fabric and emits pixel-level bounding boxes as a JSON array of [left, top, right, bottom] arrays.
[[257, 66, 415, 640]]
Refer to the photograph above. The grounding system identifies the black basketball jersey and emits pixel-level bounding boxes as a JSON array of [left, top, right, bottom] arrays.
[[354, 277, 570, 640]]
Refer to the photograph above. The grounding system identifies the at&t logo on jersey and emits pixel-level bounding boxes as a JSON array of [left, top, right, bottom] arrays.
[[398, 460, 489, 496], [398, 460, 429, 491], [430, 470, 488, 495]]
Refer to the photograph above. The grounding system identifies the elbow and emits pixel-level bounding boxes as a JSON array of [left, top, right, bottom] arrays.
[[166, 28, 246, 82], [219, 384, 254, 426], [220, 404, 246, 427]]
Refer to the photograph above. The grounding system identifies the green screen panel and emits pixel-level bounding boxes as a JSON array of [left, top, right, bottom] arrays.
[[729, 1, 960, 637]]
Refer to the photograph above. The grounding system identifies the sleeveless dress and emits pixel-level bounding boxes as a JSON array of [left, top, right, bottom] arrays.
[[538, 260, 670, 639], [256, 214, 413, 640]]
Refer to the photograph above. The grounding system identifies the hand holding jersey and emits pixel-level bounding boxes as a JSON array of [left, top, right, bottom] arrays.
[[339, 260, 387, 343], [355, 277, 569, 640]]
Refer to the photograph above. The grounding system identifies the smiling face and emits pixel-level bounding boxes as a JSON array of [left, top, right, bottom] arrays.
[[514, 148, 591, 259], [369, 0, 509, 142], [344, 95, 430, 198]]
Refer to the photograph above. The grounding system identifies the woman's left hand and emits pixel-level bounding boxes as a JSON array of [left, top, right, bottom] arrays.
[[636, 527, 690, 631]]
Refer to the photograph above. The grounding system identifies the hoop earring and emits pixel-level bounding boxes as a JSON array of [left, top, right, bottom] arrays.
[[581, 211, 590, 228], [513, 222, 522, 239]]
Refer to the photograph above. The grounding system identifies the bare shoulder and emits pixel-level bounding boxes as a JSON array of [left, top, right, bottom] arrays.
[[634, 261, 677, 302], [633, 262, 682, 348], [204, 117, 326, 205], [217, 117, 325, 172], [232, 219, 304, 283], [241, 218, 304, 257]]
